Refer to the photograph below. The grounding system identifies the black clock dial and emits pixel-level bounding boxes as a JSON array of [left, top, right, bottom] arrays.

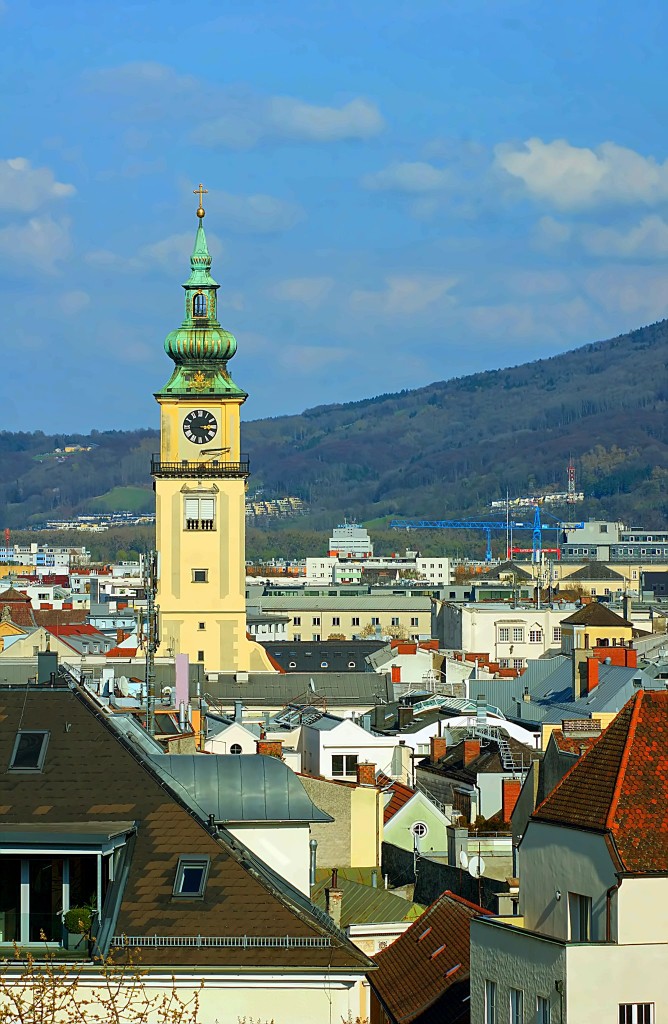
[[183, 409, 218, 445]]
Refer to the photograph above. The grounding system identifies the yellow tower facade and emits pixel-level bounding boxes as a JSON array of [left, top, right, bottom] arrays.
[[152, 190, 273, 672]]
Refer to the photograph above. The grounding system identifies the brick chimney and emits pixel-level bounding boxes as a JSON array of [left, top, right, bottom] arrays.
[[397, 704, 413, 729], [586, 657, 599, 693], [463, 738, 481, 766], [325, 869, 343, 928], [502, 778, 522, 822], [356, 761, 376, 786], [256, 739, 283, 759], [391, 664, 401, 683], [430, 735, 447, 763]]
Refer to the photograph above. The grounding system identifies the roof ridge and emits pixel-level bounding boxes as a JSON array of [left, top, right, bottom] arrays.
[[532, 721, 607, 818], [442, 890, 493, 915], [605, 690, 643, 831]]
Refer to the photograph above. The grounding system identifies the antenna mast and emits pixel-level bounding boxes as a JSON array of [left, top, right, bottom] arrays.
[[143, 552, 160, 736], [567, 456, 576, 504]]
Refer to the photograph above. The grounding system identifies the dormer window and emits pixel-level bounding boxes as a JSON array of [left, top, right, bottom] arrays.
[[173, 856, 209, 898], [192, 292, 207, 318], [9, 731, 49, 771]]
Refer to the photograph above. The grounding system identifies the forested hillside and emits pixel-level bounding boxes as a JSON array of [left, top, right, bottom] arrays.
[[0, 318, 666, 531]]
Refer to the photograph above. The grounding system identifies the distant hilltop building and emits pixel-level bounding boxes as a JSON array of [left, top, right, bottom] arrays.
[[245, 495, 308, 520], [328, 523, 373, 559], [491, 492, 584, 510]]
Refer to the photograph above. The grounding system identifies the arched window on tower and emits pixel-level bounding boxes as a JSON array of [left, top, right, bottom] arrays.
[[193, 292, 207, 318]]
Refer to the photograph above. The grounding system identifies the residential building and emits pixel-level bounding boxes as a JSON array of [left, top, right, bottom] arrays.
[[329, 523, 374, 558], [0, 674, 372, 1022], [559, 601, 634, 653], [299, 712, 399, 781], [369, 890, 490, 1024], [434, 601, 569, 671], [559, 562, 626, 599], [379, 771, 456, 855], [470, 690, 668, 1024], [300, 770, 385, 869], [310, 871, 423, 955]]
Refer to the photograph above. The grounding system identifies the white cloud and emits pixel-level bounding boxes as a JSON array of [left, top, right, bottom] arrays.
[[582, 266, 668, 319], [0, 216, 72, 271], [207, 191, 304, 234], [193, 95, 384, 148], [579, 215, 668, 258], [0, 158, 75, 213], [362, 161, 451, 193], [271, 276, 334, 307], [350, 275, 457, 316], [85, 231, 223, 275], [495, 138, 668, 210], [59, 290, 90, 315]]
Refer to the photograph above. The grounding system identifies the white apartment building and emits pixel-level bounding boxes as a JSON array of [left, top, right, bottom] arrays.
[[305, 554, 451, 586], [435, 602, 570, 671]]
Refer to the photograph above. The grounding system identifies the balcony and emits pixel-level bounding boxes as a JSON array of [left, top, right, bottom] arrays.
[[185, 519, 215, 531], [151, 455, 250, 479]]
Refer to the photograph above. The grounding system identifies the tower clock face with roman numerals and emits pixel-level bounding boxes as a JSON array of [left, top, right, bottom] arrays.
[[183, 409, 218, 444]]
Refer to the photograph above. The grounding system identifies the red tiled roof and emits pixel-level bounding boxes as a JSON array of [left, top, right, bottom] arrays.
[[551, 730, 601, 756], [368, 890, 491, 1024], [0, 587, 37, 627], [377, 771, 415, 824], [34, 609, 88, 629], [533, 691, 668, 873], [106, 646, 138, 658], [46, 623, 99, 636]]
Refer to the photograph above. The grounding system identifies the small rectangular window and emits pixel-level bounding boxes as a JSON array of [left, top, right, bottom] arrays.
[[391, 617, 400, 627], [619, 1006, 654, 1024], [568, 892, 592, 941], [312, 617, 320, 626], [9, 731, 49, 771], [512, 627, 524, 642], [332, 616, 340, 626], [510, 989, 523, 1024], [484, 980, 497, 1024], [331, 753, 358, 777], [293, 616, 301, 626], [198, 622, 206, 630], [352, 617, 360, 626], [173, 856, 210, 898], [371, 617, 380, 626], [197, 649, 205, 662], [537, 995, 551, 1024], [192, 569, 208, 583], [499, 627, 510, 642]]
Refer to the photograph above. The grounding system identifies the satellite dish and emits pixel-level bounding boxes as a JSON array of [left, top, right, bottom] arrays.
[[468, 855, 486, 879], [459, 850, 469, 870], [118, 675, 130, 697]]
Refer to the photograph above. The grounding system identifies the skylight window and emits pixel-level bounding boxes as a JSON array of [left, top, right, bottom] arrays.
[[9, 731, 49, 771], [173, 856, 210, 898]]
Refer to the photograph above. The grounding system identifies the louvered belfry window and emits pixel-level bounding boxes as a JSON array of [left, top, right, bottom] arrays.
[[185, 496, 215, 531]]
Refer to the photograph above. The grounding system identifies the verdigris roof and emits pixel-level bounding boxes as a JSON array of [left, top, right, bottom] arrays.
[[150, 753, 333, 824], [310, 876, 423, 927]]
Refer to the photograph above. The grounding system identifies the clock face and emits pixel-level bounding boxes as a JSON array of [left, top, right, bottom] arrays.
[[183, 409, 218, 445]]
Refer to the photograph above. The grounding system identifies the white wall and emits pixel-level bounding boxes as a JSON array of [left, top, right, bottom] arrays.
[[228, 822, 311, 895]]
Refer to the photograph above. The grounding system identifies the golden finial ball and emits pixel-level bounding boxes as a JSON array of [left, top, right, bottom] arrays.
[[197, 206, 206, 218]]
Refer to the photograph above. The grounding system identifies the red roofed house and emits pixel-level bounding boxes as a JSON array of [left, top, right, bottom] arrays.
[[470, 690, 668, 1024], [369, 889, 491, 1024]]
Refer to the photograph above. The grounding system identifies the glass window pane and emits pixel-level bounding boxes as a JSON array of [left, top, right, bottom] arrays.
[[29, 858, 63, 942], [0, 857, 20, 943], [10, 732, 49, 771]]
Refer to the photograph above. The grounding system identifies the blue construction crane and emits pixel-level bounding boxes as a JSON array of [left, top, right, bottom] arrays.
[[391, 507, 583, 563]]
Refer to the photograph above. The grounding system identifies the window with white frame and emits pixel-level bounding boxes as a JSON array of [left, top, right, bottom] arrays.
[[619, 1006, 654, 1024], [484, 980, 497, 1024], [537, 995, 551, 1024], [498, 627, 510, 642], [331, 754, 358, 777], [513, 658, 524, 670], [552, 626, 562, 642], [510, 988, 523, 1024], [568, 891, 592, 941], [411, 617, 419, 626], [529, 629, 543, 643], [512, 627, 524, 642], [184, 495, 215, 531]]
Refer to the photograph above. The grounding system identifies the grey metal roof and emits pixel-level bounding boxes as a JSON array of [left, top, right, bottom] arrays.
[[150, 753, 333, 824], [562, 563, 625, 581], [262, 640, 385, 673], [204, 671, 393, 707]]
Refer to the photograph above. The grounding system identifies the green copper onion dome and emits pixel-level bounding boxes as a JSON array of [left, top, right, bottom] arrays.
[[157, 194, 246, 399]]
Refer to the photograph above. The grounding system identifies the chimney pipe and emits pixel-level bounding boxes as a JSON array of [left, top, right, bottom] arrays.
[[309, 838, 317, 886]]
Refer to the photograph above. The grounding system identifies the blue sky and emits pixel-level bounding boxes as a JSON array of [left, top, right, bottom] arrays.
[[2, 0, 668, 432]]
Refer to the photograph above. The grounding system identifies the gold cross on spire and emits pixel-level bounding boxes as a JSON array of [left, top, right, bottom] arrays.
[[194, 183, 208, 218]]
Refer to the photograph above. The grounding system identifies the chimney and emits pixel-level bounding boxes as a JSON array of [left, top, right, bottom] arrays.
[[309, 838, 318, 886], [325, 869, 343, 928], [572, 649, 590, 700], [446, 825, 468, 867], [397, 704, 413, 729], [502, 778, 522, 822], [463, 738, 481, 766], [586, 657, 599, 693], [234, 698, 244, 723], [623, 594, 632, 622], [356, 761, 376, 786], [430, 735, 447, 763], [391, 664, 401, 684], [256, 738, 283, 759]]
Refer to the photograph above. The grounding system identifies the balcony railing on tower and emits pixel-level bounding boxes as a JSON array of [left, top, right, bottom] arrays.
[[151, 455, 250, 479]]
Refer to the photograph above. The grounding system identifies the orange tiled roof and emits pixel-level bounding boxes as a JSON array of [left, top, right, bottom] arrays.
[[533, 691, 668, 873], [551, 730, 601, 756], [377, 771, 415, 824]]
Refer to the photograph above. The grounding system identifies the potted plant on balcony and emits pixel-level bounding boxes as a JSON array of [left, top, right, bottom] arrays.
[[63, 906, 94, 950]]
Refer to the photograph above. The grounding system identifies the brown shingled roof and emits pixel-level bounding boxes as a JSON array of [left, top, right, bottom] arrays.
[[533, 691, 668, 873], [377, 771, 415, 823], [560, 602, 632, 627], [0, 587, 36, 627], [368, 890, 491, 1024], [0, 685, 371, 971]]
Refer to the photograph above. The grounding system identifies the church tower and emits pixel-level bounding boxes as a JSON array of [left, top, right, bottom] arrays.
[[153, 187, 273, 672]]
